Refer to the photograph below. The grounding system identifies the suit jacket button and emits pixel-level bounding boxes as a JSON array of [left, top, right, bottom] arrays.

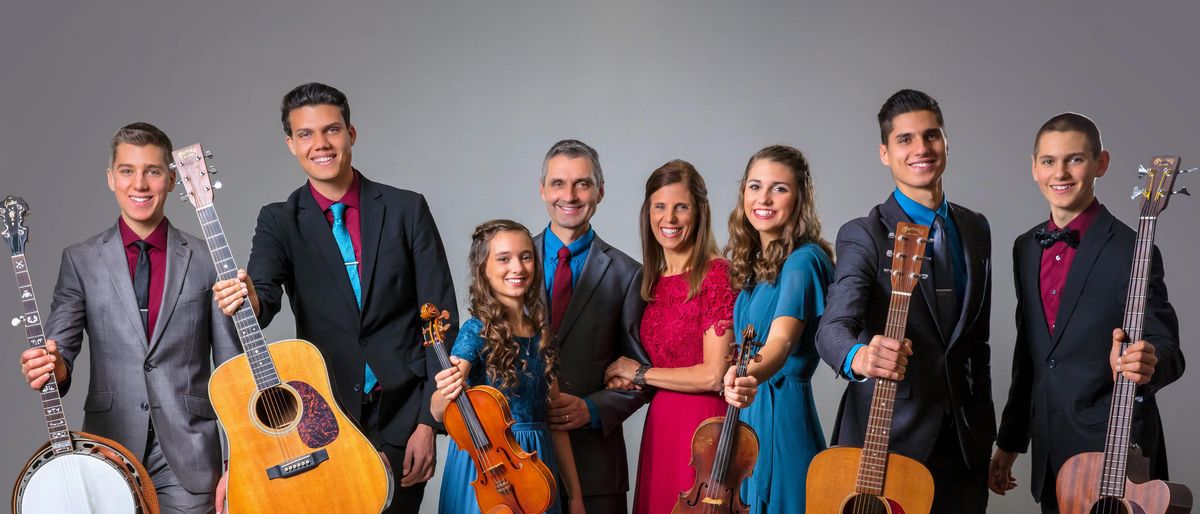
[[1048, 359, 1057, 369], [144, 364, 153, 372], [140, 402, 149, 411], [353, 384, 362, 392]]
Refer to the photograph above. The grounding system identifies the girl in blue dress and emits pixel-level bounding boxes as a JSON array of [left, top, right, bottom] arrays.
[[722, 145, 835, 514], [432, 219, 584, 514]]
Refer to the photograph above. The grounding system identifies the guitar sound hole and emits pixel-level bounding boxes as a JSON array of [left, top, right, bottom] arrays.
[[254, 385, 302, 431], [1089, 497, 1132, 514], [841, 493, 890, 514]]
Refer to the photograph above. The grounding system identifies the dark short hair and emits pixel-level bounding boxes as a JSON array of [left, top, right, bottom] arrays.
[[280, 82, 350, 136], [540, 139, 604, 186], [1034, 112, 1103, 158], [110, 122, 173, 166], [877, 89, 944, 143]]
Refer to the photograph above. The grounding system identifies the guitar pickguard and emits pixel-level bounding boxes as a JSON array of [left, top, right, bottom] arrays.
[[886, 497, 906, 514], [289, 380, 339, 448]]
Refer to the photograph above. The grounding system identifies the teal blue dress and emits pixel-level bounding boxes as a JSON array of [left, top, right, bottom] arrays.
[[438, 318, 561, 514], [736, 243, 834, 514]]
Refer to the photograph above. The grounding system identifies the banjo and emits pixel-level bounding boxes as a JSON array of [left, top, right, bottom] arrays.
[[3, 195, 159, 514]]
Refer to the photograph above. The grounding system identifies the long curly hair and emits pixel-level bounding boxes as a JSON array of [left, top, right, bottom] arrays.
[[725, 145, 833, 291], [467, 219, 558, 393], [639, 159, 719, 301]]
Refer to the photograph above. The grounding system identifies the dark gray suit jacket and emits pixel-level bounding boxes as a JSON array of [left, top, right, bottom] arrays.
[[997, 206, 1182, 501], [816, 194, 996, 470], [535, 230, 652, 498], [47, 221, 241, 493]]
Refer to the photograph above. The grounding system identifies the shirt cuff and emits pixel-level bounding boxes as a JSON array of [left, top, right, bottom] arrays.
[[842, 344, 869, 382], [584, 398, 602, 430]]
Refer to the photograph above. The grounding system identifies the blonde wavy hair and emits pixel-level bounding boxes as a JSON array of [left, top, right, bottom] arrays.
[[467, 219, 558, 393], [725, 145, 833, 291]]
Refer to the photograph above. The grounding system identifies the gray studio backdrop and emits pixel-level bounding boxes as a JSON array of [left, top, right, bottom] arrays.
[[2, 1, 1196, 513]]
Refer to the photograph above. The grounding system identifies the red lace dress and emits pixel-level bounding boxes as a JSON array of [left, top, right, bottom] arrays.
[[632, 259, 736, 514]]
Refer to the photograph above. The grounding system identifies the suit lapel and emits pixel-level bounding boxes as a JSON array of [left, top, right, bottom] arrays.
[[98, 224, 148, 346], [357, 178, 384, 314], [556, 237, 610, 342], [946, 205, 984, 348], [297, 189, 361, 310], [1019, 229, 1051, 346], [1049, 208, 1115, 353], [149, 225, 191, 353], [880, 196, 947, 345]]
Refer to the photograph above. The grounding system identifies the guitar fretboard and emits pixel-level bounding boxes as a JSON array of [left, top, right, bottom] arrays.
[[855, 289, 911, 495], [11, 254, 73, 454], [195, 205, 280, 390]]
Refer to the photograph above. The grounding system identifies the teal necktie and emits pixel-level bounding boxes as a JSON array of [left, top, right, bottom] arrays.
[[331, 202, 377, 392]]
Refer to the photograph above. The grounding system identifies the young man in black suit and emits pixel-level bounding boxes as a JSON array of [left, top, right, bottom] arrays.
[[816, 89, 995, 513], [988, 113, 1183, 513], [212, 82, 458, 513]]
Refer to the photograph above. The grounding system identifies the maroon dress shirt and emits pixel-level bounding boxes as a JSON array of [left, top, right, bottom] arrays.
[[1040, 200, 1102, 332], [118, 218, 168, 340], [309, 170, 362, 263]]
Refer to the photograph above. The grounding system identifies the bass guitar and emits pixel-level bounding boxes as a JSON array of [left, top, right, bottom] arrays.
[[1056, 155, 1193, 514], [672, 324, 761, 514], [806, 221, 935, 514], [172, 144, 392, 514], [421, 303, 556, 514], [4, 195, 159, 514]]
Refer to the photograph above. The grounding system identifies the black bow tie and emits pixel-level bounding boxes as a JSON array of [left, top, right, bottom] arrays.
[[1035, 226, 1079, 249]]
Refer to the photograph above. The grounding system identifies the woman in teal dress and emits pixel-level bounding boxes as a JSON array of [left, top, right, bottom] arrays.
[[722, 145, 835, 514], [432, 220, 584, 514]]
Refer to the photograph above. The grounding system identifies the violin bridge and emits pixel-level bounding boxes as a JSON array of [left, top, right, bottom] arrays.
[[702, 497, 724, 506]]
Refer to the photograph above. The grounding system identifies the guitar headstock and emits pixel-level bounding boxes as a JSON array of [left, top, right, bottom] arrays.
[[1, 195, 30, 255], [888, 221, 932, 295], [170, 143, 219, 209], [420, 303, 452, 347], [1133, 155, 1185, 218]]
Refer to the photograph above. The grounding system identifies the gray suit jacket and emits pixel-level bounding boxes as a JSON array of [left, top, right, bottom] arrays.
[[46, 221, 241, 493], [535, 230, 652, 498]]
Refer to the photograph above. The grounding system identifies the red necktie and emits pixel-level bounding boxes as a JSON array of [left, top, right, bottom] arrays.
[[551, 246, 573, 334]]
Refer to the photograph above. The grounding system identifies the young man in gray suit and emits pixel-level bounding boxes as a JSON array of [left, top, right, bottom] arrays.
[[535, 139, 652, 513], [18, 122, 242, 513]]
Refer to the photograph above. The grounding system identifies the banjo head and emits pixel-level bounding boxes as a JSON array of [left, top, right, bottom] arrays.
[[14, 450, 140, 514]]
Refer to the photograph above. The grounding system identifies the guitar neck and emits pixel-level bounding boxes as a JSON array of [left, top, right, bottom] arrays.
[[194, 204, 280, 390], [1099, 213, 1159, 497], [10, 254, 73, 454], [427, 336, 491, 450], [856, 289, 911, 495]]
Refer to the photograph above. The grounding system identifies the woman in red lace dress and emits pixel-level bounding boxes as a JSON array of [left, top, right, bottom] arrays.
[[605, 159, 736, 514]]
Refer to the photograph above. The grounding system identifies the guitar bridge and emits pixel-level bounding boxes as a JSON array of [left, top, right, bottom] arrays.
[[265, 449, 329, 480]]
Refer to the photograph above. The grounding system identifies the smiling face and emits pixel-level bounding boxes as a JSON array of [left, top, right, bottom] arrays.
[[1033, 130, 1108, 225], [648, 182, 695, 258], [879, 110, 947, 199], [742, 158, 798, 244], [106, 143, 174, 236], [540, 155, 602, 241], [485, 230, 537, 309], [285, 104, 356, 187]]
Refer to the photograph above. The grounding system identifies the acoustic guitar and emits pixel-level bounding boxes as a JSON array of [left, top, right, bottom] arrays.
[[172, 144, 392, 514], [421, 303, 556, 514], [1056, 155, 1193, 514], [806, 221, 935, 514], [4, 195, 159, 514], [672, 324, 761, 514]]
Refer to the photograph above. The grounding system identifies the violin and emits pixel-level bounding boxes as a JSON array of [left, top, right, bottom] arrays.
[[421, 304, 556, 514], [673, 324, 762, 514]]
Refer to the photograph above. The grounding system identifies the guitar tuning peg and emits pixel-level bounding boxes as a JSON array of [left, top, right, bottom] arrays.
[[203, 150, 214, 160], [212, 180, 223, 190], [1173, 186, 1190, 196], [178, 192, 189, 202], [11, 315, 25, 326], [1131, 186, 1145, 200], [883, 268, 893, 274], [1137, 165, 1149, 178], [207, 166, 218, 174], [914, 255, 932, 262], [913, 273, 929, 280], [887, 232, 895, 239], [168, 162, 177, 171], [885, 250, 894, 257], [1179, 167, 1196, 174]]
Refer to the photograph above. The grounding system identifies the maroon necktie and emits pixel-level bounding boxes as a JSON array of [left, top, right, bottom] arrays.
[[550, 246, 573, 334]]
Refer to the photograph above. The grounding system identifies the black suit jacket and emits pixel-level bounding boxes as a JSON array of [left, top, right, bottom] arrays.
[[534, 230, 652, 497], [816, 194, 996, 468], [996, 205, 1182, 500], [248, 173, 458, 446]]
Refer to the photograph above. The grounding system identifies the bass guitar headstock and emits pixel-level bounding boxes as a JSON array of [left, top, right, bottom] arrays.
[[1, 195, 30, 256], [170, 143, 220, 209], [421, 303, 453, 347], [1133, 155, 1187, 218], [887, 221, 931, 295]]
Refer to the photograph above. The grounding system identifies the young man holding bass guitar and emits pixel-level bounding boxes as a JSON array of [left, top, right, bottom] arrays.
[[988, 113, 1183, 513], [815, 89, 996, 513], [211, 82, 459, 514], [18, 122, 242, 513]]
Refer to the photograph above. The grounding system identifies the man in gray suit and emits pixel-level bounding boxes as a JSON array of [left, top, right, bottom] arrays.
[[535, 139, 652, 513], [19, 122, 241, 513]]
